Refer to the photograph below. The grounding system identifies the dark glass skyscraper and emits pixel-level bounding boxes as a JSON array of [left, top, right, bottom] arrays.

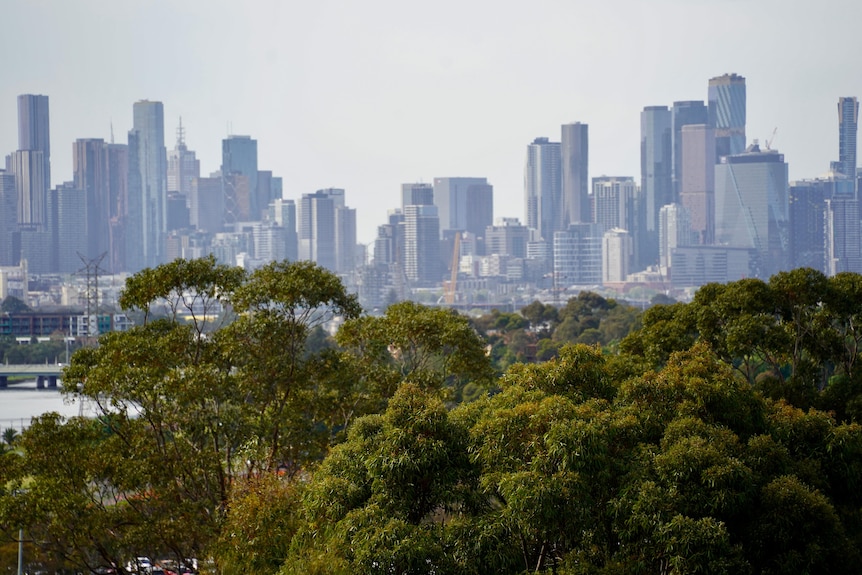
[[561, 122, 589, 225], [127, 100, 167, 271], [17, 94, 50, 190], [640, 105, 673, 267], [838, 96, 859, 183], [222, 135, 259, 219], [708, 73, 747, 159]]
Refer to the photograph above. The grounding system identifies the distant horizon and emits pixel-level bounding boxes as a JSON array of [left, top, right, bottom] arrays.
[[3, 0, 862, 244]]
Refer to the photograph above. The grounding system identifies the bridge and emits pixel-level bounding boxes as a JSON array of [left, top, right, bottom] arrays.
[[0, 364, 64, 389]]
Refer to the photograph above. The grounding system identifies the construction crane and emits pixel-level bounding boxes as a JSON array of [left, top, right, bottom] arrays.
[[765, 127, 778, 150], [445, 232, 461, 306]]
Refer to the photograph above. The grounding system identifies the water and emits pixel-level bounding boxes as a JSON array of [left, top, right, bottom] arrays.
[[0, 381, 90, 432]]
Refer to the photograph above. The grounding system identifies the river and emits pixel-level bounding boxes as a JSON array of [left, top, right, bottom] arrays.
[[0, 381, 91, 432]]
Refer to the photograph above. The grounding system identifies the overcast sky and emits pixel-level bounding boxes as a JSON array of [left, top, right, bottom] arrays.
[[3, 0, 862, 244]]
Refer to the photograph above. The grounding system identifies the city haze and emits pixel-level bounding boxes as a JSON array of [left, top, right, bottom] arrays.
[[2, 0, 861, 243]]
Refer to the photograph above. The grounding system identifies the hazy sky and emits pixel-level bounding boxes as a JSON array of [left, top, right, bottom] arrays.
[[3, 0, 862, 244]]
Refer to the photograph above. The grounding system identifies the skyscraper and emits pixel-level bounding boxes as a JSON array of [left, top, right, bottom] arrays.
[[679, 124, 715, 245], [714, 143, 790, 278], [524, 137, 562, 242], [0, 171, 17, 266], [592, 176, 637, 233], [9, 150, 46, 229], [708, 73, 747, 158], [127, 100, 167, 271], [838, 96, 859, 183], [167, 119, 200, 195], [403, 204, 441, 285], [672, 101, 709, 200], [432, 177, 493, 240], [659, 203, 691, 270], [402, 183, 434, 209], [561, 122, 589, 225], [222, 135, 259, 219], [73, 139, 111, 261], [17, 94, 50, 190], [640, 106, 673, 267]]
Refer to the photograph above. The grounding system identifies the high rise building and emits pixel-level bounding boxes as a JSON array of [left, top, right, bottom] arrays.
[[826, 197, 862, 275], [222, 135, 259, 219], [524, 137, 562, 242], [0, 171, 17, 265], [55, 182, 87, 274], [9, 150, 47, 229], [561, 122, 589, 225], [127, 100, 167, 271], [432, 177, 493, 240], [789, 181, 826, 272], [402, 183, 434, 209], [335, 205, 357, 273], [640, 106, 673, 267], [679, 124, 715, 245], [672, 101, 709, 200], [298, 189, 347, 271], [714, 143, 790, 278], [485, 218, 529, 259], [73, 139, 112, 261], [167, 119, 200, 195], [269, 198, 298, 261], [659, 203, 692, 270], [17, 94, 51, 190], [592, 176, 638, 233], [553, 222, 603, 286], [838, 97, 859, 183], [104, 143, 129, 274], [403, 204, 441, 285], [708, 73, 747, 159], [602, 228, 632, 284]]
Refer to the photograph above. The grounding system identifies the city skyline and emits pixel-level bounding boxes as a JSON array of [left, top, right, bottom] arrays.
[[2, 1, 862, 245]]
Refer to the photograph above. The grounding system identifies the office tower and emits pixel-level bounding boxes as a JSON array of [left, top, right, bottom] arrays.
[[257, 170, 281, 211], [602, 228, 632, 284], [403, 204, 441, 285], [0, 171, 16, 265], [561, 123, 589, 225], [714, 143, 790, 278], [373, 210, 405, 267], [269, 198, 298, 261], [167, 120, 200, 195], [73, 139, 112, 260], [708, 73, 747, 158], [659, 203, 691, 270], [223, 173, 252, 225], [222, 135, 259, 218], [9, 150, 46, 229], [592, 176, 637, 232], [553, 222, 603, 285], [640, 106, 673, 267], [17, 94, 51, 190], [167, 192, 190, 231], [524, 137, 562, 242], [672, 101, 709, 199], [679, 124, 715, 245], [485, 218, 529, 259], [299, 190, 338, 270], [335, 205, 357, 273], [402, 183, 434, 209], [838, 97, 859, 183], [104, 143, 129, 274], [432, 177, 493, 240], [789, 181, 827, 272], [127, 100, 167, 271], [826, 197, 862, 274], [55, 182, 87, 273]]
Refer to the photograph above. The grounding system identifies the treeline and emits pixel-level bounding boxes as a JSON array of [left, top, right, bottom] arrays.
[[1, 261, 862, 574]]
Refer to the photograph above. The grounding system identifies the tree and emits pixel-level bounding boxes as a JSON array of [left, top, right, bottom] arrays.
[[0, 257, 362, 571], [0, 295, 30, 314]]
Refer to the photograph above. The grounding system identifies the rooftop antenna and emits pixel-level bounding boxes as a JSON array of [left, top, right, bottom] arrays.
[[176, 116, 186, 147]]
